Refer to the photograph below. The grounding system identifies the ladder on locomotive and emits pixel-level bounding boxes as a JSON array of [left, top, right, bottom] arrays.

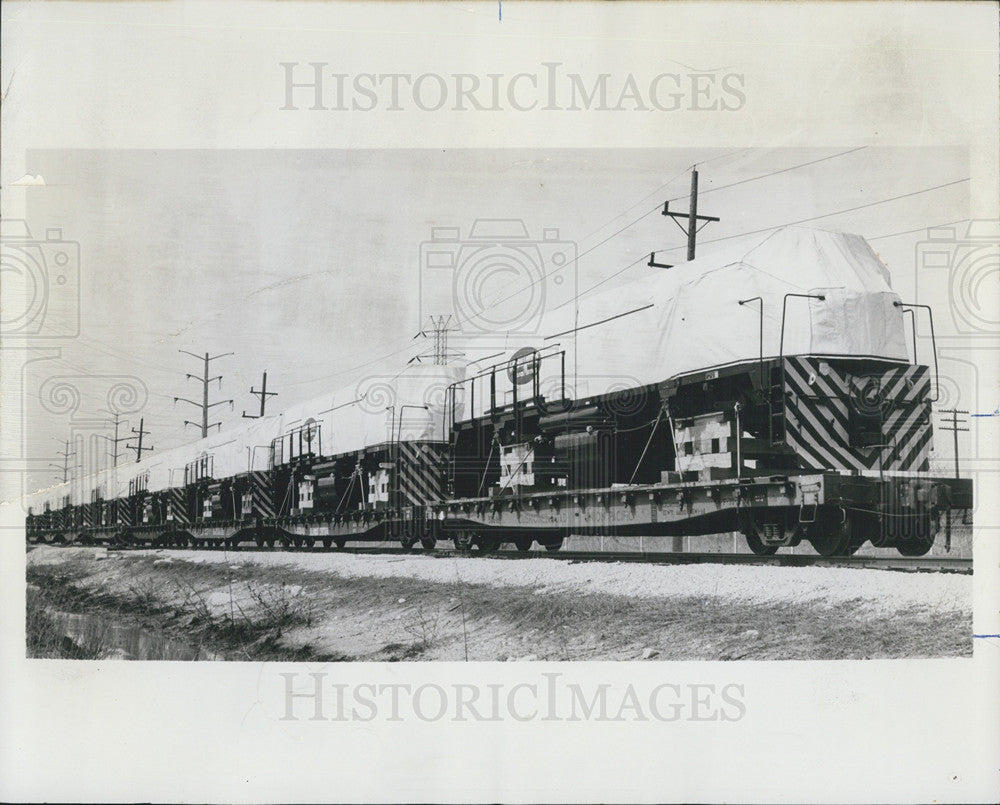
[[768, 363, 786, 445]]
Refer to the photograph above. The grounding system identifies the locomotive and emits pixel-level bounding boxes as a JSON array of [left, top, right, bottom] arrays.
[[25, 226, 972, 557]]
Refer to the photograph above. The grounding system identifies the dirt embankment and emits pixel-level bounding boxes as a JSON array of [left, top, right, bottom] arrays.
[[26, 546, 972, 661]]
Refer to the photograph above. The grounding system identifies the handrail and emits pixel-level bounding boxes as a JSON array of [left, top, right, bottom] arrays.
[[894, 302, 940, 402], [737, 296, 765, 392], [776, 293, 826, 443], [901, 308, 917, 365]]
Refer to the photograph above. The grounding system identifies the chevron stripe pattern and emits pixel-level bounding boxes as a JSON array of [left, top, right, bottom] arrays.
[[396, 441, 448, 505], [116, 500, 132, 527], [166, 486, 191, 525], [250, 470, 276, 517], [783, 357, 932, 472]]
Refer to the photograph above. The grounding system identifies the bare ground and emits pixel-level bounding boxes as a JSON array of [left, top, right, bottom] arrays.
[[25, 546, 972, 661]]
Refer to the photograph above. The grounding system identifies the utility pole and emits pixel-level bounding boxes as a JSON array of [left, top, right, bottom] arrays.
[[242, 371, 278, 419], [649, 166, 721, 268], [126, 417, 153, 462], [174, 350, 234, 437], [101, 410, 130, 467], [938, 409, 969, 478], [49, 439, 76, 483], [53, 438, 75, 482]]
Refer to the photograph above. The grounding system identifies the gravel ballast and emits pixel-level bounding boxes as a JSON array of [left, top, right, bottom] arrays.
[[140, 548, 970, 616]]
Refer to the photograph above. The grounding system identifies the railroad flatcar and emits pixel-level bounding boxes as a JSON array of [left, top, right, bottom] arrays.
[[26, 365, 463, 549], [25, 226, 972, 557]]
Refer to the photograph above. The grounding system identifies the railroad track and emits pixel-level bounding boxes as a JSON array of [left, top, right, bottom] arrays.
[[63, 542, 972, 575]]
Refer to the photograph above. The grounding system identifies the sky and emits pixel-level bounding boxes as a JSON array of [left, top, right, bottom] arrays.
[[10, 145, 980, 489]]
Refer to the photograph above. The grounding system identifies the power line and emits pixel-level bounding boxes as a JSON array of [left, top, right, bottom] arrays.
[[466, 150, 875, 330], [867, 219, 969, 242], [574, 180, 971, 304], [281, 149, 866, 389], [656, 177, 970, 254], [584, 150, 747, 242], [665, 146, 869, 204], [174, 350, 234, 437]]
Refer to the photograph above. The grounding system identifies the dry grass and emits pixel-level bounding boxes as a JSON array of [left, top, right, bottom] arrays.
[[26, 548, 972, 661]]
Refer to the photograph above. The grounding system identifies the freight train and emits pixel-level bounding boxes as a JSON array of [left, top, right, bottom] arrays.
[[25, 226, 972, 557]]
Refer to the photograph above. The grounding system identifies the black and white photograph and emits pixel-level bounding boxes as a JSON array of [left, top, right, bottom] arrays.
[[2, 2, 998, 802]]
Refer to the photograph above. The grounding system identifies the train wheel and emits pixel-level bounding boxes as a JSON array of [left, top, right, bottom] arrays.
[[514, 536, 533, 553], [302, 537, 315, 549], [453, 533, 474, 553], [255, 535, 265, 548], [543, 538, 564, 553], [420, 537, 437, 550], [321, 537, 333, 549], [808, 511, 852, 557], [334, 538, 347, 549], [896, 539, 933, 557], [738, 511, 783, 555], [895, 512, 937, 556], [473, 536, 501, 554], [744, 530, 779, 556], [400, 538, 417, 551]]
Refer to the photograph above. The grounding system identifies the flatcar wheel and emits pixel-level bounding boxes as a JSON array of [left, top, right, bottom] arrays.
[[743, 528, 779, 556], [896, 512, 936, 557], [514, 537, 533, 553], [334, 538, 347, 549], [543, 538, 564, 553], [739, 512, 781, 556], [255, 536, 265, 548], [473, 536, 501, 554], [808, 511, 852, 557], [420, 537, 437, 550], [321, 537, 333, 549], [896, 539, 933, 557], [302, 537, 315, 549], [400, 538, 417, 551]]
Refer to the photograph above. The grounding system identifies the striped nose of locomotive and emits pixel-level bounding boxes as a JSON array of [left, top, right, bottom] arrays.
[[395, 442, 448, 505], [250, 470, 276, 517], [166, 486, 191, 525], [782, 356, 932, 472]]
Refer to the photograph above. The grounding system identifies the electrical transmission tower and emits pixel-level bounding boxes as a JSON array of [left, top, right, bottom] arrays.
[[126, 417, 153, 462], [938, 408, 969, 478], [411, 315, 463, 364], [242, 371, 278, 419], [174, 350, 234, 437], [648, 166, 721, 268]]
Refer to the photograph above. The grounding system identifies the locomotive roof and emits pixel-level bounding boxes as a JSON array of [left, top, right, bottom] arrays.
[[530, 225, 910, 393]]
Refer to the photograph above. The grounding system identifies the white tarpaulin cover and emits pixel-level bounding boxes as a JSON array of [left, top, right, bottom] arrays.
[[27, 365, 465, 505], [526, 226, 910, 398]]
